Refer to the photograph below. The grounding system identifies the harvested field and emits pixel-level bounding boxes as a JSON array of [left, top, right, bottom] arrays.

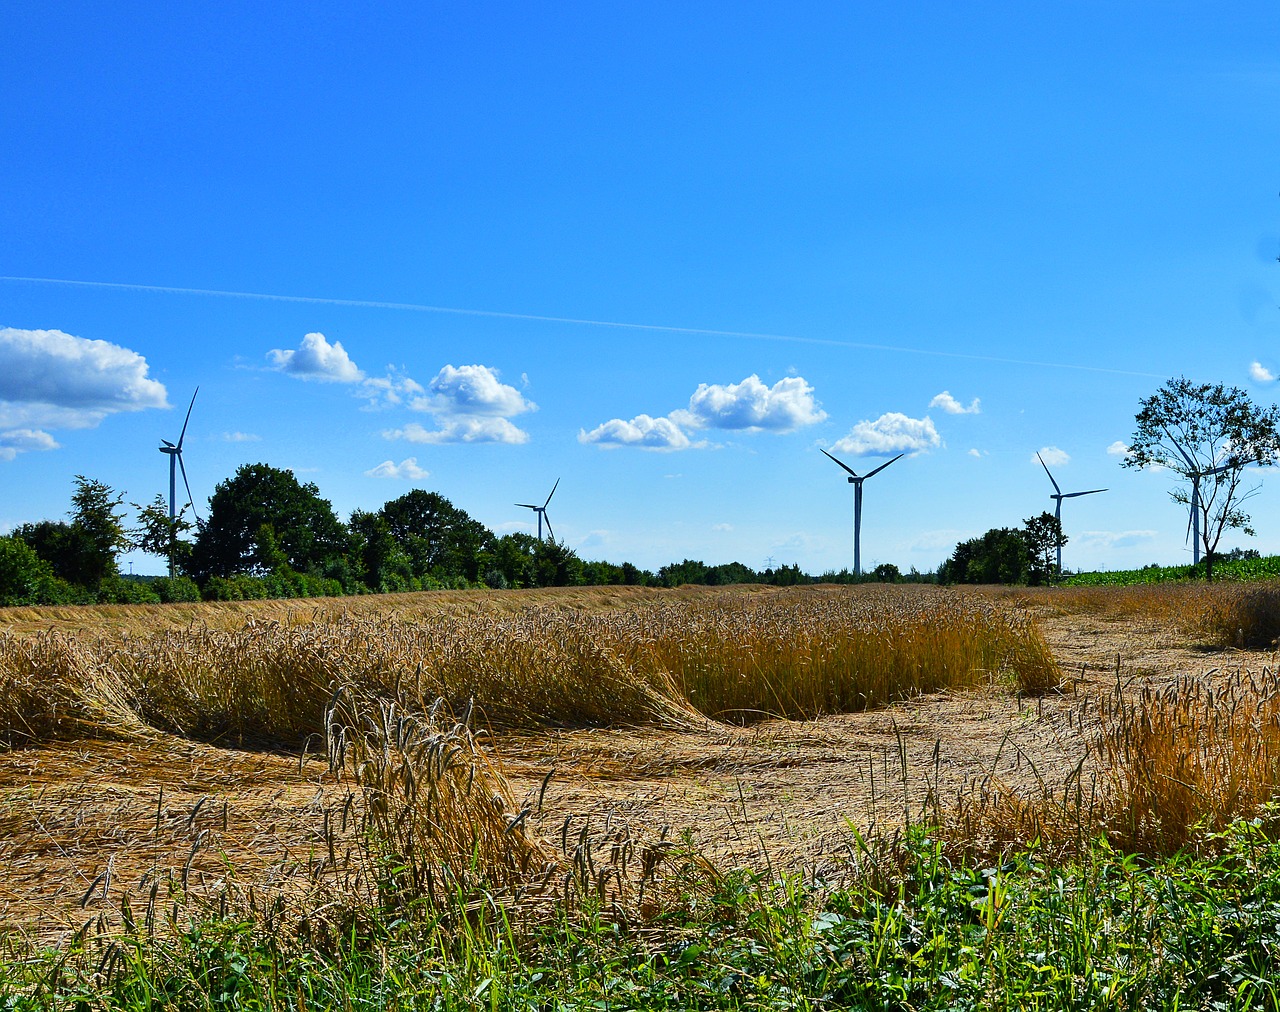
[[0, 583, 1273, 944]]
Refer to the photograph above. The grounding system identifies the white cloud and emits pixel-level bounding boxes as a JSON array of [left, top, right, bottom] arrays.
[[267, 332, 364, 383], [359, 367, 425, 410], [385, 418, 530, 445], [0, 327, 168, 433], [364, 457, 430, 480], [1106, 440, 1131, 458], [1035, 446, 1070, 466], [833, 413, 942, 456], [1077, 530, 1158, 550], [968, 448, 984, 458], [929, 391, 981, 415], [711, 523, 734, 532], [222, 431, 261, 443], [578, 414, 696, 451], [583, 373, 823, 452], [672, 375, 826, 432], [0, 428, 60, 461], [417, 364, 534, 418], [1251, 361, 1276, 383]]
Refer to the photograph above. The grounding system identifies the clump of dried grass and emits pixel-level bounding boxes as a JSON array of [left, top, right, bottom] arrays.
[[945, 664, 1280, 859], [0, 631, 149, 746], [624, 587, 1060, 719], [1, 586, 1059, 749], [321, 686, 560, 917]]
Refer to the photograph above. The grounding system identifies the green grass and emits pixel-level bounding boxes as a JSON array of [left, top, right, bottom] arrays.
[[9, 819, 1280, 1010], [1065, 554, 1280, 586]]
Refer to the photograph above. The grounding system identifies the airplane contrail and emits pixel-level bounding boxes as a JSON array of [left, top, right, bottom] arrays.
[[0, 275, 1166, 379]]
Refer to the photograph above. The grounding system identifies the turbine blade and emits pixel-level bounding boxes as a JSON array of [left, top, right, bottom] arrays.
[[1061, 488, 1107, 498], [515, 503, 538, 509], [820, 447, 860, 478], [1161, 425, 1198, 471], [177, 452, 200, 525], [543, 513, 555, 542], [160, 439, 175, 449], [176, 387, 198, 451], [1205, 461, 1236, 476], [543, 477, 560, 508], [1036, 453, 1061, 495], [862, 452, 904, 481]]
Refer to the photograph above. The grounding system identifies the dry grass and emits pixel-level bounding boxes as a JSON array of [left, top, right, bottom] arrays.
[[945, 662, 1280, 859], [0, 585, 1060, 749], [999, 580, 1280, 649]]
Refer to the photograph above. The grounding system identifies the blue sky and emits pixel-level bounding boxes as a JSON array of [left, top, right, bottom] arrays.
[[3, 2, 1279, 576]]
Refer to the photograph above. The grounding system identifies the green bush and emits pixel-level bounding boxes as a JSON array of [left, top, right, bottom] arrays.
[[0, 536, 53, 606], [153, 575, 202, 603], [95, 575, 162, 604]]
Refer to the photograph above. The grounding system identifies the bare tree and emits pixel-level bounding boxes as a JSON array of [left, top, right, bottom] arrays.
[[1122, 377, 1280, 580]]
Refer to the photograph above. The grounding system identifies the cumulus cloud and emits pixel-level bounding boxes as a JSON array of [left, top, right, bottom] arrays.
[[1106, 440, 1131, 458], [358, 367, 425, 410], [1251, 361, 1276, 383], [1035, 446, 1070, 466], [833, 413, 942, 456], [364, 457, 430, 480], [267, 332, 364, 383], [385, 418, 530, 445], [0, 428, 60, 461], [672, 375, 825, 432], [0, 327, 168, 434], [578, 414, 696, 451], [968, 448, 985, 458], [222, 431, 261, 443], [929, 391, 981, 415], [583, 373, 823, 451], [416, 364, 534, 418]]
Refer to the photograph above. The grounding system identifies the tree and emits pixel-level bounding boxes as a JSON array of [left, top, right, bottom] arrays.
[[1022, 511, 1066, 585], [0, 536, 54, 605], [14, 476, 131, 588], [1123, 377, 1280, 580], [188, 464, 348, 581], [939, 528, 1028, 585], [379, 490, 495, 584], [132, 493, 195, 577], [348, 509, 415, 592]]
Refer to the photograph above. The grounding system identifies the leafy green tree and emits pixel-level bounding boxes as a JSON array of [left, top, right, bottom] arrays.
[[656, 559, 710, 587], [0, 536, 55, 605], [872, 562, 901, 583], [348, 509, 415, 592], [939, 528, 1029, 585], [379, 490, 495, 584], [69, 476, 133, 579], [533, 538, 583, 587], [13, 476, 130, 590], [189, 463, 348, 581], [1123, 377, 1280, 580], [132, 493, 195, 577], [1022, 511, 1066, 585], [487, 533, 540, 588]]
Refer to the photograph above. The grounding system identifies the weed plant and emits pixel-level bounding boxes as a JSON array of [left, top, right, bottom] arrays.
[[8, 819, 1280, 1009]]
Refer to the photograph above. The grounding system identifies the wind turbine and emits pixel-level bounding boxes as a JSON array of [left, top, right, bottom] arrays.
[[159, 388, 200, 576], [516, 478, 559, 542], [820, 449, 903, 576], [1161, 436, 1235, 565], [1036, 453, 1106, 576]]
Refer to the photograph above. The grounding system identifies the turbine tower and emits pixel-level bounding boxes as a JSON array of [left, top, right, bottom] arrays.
[[1036, 453, 1106, 575], [821, 449, 903, 576], [159, 388, 200, 576], [516, 478, 559, 542], [1160, 437, 1235, 565]]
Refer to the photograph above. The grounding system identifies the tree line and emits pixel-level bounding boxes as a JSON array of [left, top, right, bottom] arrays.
[[0, 462, 931, 606]]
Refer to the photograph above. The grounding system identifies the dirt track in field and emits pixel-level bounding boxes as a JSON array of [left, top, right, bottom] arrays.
[[0, 595, 1256, 943]]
